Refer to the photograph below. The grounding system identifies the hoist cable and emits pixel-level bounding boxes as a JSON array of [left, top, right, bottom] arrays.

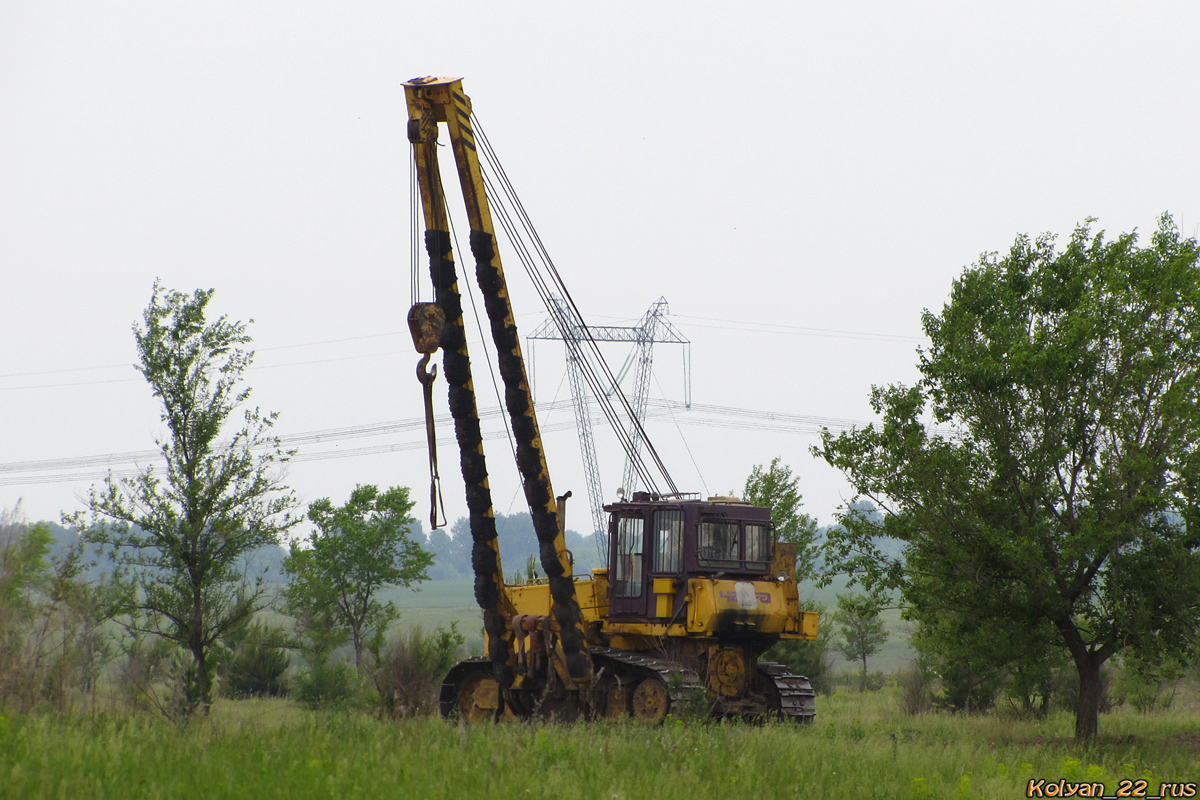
[[476, 161, 662, 496], [471, 128, 654, 492], [472, 121, 673, 494], [478, 167, 664, 496], [473, 115, 678, 495]]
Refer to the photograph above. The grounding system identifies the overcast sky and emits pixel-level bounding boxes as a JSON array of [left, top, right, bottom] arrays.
[[3, 3, 1198, 540]]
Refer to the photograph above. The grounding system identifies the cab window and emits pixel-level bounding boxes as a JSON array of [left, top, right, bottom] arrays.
[[744, 523, 771, 567], [652, 509, 683, 573], [614, 515, 644, 597], [698, 521, 740, 567]]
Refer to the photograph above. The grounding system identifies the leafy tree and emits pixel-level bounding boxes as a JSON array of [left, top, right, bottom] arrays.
[[832, 593, 888, 692], [283, 485, 432, 671], [742, 458, 819, 579], [0, 508, 53, 710], [71, 283, 299, 716], [816, 215, 1200, 740]]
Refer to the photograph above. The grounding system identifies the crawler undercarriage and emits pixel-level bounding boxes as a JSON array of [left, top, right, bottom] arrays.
[[440, 646, 816, 724]]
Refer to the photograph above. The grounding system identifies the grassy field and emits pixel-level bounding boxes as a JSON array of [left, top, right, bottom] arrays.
[[385, 579, 486, 654], [3, 687, 1197, 799]]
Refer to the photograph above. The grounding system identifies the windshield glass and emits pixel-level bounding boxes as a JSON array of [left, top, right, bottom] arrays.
[[698, 521, 741, 567]]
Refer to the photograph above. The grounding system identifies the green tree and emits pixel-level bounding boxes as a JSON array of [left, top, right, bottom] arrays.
[[816, 215, 1200, 741], [71, 283, 298, 716], [832, 592, 888, 692], [283, 485, 432, 671], [742, 457, 819, 579]]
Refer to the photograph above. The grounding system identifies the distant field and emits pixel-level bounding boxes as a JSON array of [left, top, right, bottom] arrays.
[[383, 577, 918, 672], [799, 577, 917, 673], [384, 579, 485, 653], [4, 688, 1198, 799]]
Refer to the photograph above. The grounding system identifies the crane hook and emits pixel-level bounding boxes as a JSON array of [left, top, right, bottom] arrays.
[[409, 303, 448, 530], [417, 353, 447, 530]]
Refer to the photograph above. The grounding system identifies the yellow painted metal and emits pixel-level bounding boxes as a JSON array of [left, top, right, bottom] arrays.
[[652, 577, 677, 618], [507, 578, 605, 619], [507, 582, 552, 617], [684, 578, 813, 638], [474, 678, 499, 709], [402, 78, 514, 626], [603, 684, 630, 719], [631, 679, 669, 724], [772, 542, 797, 581], [402, 76, 590, 680], [402, 77, 572, 583], [457, 673, 500, 723], [798, 610, 820, 639]]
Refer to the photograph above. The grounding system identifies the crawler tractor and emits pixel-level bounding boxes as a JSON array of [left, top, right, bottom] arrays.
[[403, 76, 818, 723]]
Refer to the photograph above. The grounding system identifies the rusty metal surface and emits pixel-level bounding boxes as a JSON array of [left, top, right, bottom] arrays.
[[631, 678, 669, 724], [706, 648, 748, 698], [439, 658, 494, 722], [408, 303, 445, 354], [589, 646, 704, 718], [757, 661, 817, 723]]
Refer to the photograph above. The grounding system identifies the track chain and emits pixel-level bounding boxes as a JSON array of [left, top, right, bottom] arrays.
[[757, 660, 817, 723], [588, 647, 705, 711]]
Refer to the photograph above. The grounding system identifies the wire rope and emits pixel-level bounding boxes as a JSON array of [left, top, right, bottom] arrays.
[[472, 114, 678, 496]]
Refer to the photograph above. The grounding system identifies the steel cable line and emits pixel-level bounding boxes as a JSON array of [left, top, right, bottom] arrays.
[[0, 400, 578, 478], [472, 114, 677, 496], [0, 398, 961, 489], [471, 123, 661, 490], [473, 151, 658, 495]]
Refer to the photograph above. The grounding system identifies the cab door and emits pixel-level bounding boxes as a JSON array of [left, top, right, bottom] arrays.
[[648, 508, 684, 618], [609, 512, 649, 617]]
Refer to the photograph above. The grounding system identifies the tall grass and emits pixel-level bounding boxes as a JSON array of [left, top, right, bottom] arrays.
[[2, 688, 1197, 799]]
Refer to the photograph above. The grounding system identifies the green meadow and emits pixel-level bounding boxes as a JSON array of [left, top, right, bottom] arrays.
[[3, 686, 1197, 799]]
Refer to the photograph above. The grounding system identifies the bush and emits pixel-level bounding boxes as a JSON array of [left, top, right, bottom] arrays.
[[369, 624, 464, 718], [932, 658, 1000, 712], [1, 510, 119, 714], [832, 669, 887, 693], [294, 659, 357, 710], [898, 664, 933, 715], [223, 623, 291, 698], [1113, 658, 1178, 714]]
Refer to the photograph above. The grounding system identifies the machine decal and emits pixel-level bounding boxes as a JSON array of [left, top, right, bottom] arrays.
[[734, 582, 757, 610], [718, 588, 773, 606]]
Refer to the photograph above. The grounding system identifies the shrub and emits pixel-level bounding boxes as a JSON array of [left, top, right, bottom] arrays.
[[898, 664, 933, 715], [1113, 657, 1179, 714], [223, 623, 291, 698], [369, 624, 464, 718], [294, 659, 357, 710]]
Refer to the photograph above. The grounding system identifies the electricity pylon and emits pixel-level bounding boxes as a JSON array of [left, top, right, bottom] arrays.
[[528, 297, 689, 561]]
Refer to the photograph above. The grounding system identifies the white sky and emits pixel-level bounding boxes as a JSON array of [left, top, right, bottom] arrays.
[[2, 2, 1198, 537]]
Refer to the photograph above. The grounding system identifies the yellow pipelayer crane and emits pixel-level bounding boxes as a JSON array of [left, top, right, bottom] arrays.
[[404, 76, 817, 723]]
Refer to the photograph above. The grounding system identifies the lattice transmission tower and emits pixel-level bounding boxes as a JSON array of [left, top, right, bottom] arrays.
[[528, 297, 689, 561]]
